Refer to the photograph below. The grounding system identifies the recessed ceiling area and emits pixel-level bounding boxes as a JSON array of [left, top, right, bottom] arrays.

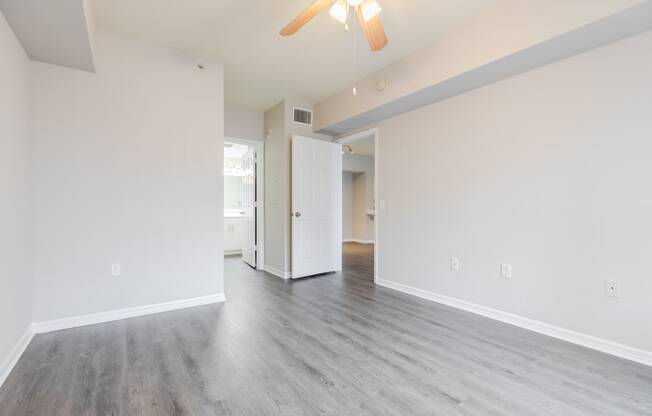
[[92, 0, 494, 111], [0, 0, 95, 71]]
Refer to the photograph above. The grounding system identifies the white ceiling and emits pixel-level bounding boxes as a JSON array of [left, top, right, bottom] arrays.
[[92, 0, 494, 111]]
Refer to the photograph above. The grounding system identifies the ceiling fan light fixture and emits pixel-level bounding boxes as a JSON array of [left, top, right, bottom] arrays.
[[347, 0, 364, 6], [329, 0, 348, 23], [361, 0, 382, 21]]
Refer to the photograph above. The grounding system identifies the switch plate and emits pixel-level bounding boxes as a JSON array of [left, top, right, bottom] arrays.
[[605, 280, 619, 298], [501, 264, 512, 279], [111, 263, 121, 277], [379, 200, 386, 211], [450, 257, 460, 272]]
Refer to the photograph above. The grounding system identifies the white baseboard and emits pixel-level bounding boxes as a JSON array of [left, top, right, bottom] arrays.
[[0, 324, 34, 388], [377, 278, 652, 367], [32, 293, 226, 334], [264, 265, 291, 279], [224, 250, 242, 256], [343, 239, 375, 244]]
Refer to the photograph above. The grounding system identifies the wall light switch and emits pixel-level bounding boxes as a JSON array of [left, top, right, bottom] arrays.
[[450, 257, 460, 272], [111, 263, 121, 277], [379, 200, 386, 211], [605, 280, 619, 298], [501, 264, 512, 279]]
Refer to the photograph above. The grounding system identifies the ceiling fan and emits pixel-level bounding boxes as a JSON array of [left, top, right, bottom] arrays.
[[280, 0, 388, 52]]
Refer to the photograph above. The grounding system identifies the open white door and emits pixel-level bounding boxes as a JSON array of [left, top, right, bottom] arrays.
[[292, 136, 342, 279], [242, 147, 256, 268]]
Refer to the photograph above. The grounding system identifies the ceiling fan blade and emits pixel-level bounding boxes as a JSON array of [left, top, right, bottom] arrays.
[[356, 6, 388, 52], [280, 0, 334, 36]]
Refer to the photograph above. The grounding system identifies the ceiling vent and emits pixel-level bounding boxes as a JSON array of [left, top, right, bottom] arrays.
[[293, 107, 313, 126]]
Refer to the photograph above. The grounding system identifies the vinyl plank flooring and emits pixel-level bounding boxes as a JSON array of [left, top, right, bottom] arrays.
[[0, 243, 650, 415]]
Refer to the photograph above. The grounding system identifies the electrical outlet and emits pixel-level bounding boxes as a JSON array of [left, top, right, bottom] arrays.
[[450, 257, 460, 272], [605, 280, 619, 298], [501, 264, 512, 279], [111, 263, 121, 277]]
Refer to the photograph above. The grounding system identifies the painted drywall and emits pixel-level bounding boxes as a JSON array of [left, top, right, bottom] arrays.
[[263, 101, 287, 273], [375, 30, 652, 352], [29, 29, 225, 322], [343, 154, 375, 242], [314, 0, 645, 133], [352, 174, 369, 242], [263, 99, 333, 275], [0, 9, 31, 384], [342, 173, 353, 241], [225, 105, 264, 141]]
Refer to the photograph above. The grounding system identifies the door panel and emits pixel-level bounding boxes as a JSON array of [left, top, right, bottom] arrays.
[[292, 136, 342, 278], [242, 147, 256, 268]]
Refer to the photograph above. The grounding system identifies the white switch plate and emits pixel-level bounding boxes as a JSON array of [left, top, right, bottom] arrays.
[[605, 280, 619, 298], [501, 264, 512, 279], [111, 263, 121, 277], [379, 200, 386, 211], [450, 257, 460, 272]]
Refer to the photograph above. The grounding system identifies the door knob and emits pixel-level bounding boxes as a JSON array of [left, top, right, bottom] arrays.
[[294, 212, 302, 218]]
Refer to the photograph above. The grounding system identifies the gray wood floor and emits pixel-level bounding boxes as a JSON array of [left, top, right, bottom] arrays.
[[1, 243, 651, 415]]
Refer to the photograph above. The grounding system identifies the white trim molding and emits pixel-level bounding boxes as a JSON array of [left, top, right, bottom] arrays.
[[264, 265, 291, 280], [0, 325, 34, 388], [32, 294, 226, 334], [377, 279, 652, 368]]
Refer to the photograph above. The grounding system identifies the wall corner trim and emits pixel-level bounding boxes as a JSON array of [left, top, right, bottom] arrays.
[[0, 324, 35, 389], [32, 294, 226, 334], [376, 279, 652, 368], [264, 265, 292, 280]]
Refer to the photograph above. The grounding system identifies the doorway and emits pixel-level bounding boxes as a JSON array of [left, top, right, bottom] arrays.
[[223, 137, 265, 270], [336, 128, 379, 284]]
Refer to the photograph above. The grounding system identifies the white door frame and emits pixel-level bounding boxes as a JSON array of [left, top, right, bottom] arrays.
[[225, 136, 265, 271], [335, 127, 380, 284]]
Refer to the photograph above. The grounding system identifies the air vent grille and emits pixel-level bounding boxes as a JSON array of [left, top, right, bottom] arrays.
[[293, 107, 312, 126]]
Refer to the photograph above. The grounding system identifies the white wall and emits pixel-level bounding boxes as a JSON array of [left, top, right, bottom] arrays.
[[342, 173, 353, 240], [29, 29, 225, 322], [0, 10, 31, 383], [343, 154, 375, 242], [225, 105, 263, 141], [376, 31, 652, 352], [352, 174, 368, 241], [263, 101, 287, 273]]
